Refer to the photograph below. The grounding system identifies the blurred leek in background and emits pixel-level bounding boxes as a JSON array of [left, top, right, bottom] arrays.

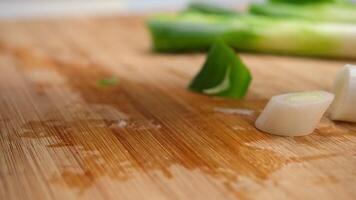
[[250, 0, 356, 23], [147, 0, 356, 58], [268, 0, 347, 3]]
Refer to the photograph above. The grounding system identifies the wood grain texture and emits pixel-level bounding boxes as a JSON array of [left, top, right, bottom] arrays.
[[0, 16, 355, 200]]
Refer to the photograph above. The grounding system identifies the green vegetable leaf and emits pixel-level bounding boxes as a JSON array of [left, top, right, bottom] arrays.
[[188, 40, 252, 99], [97, 77, 119, 87]]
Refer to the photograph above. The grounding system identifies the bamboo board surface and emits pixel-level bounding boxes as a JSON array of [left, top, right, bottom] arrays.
[[0, 16, 355, 200]]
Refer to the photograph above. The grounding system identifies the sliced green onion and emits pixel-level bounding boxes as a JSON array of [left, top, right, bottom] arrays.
[[188, 40, 252, 99], [329, 64, 356, 122], [255, 91, 334, 136]]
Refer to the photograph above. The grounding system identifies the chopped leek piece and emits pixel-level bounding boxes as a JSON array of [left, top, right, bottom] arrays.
[[188, 40, 251, 99], [249, 2, 356, 23], [255, 91, 334, 136], [147, 12, 356, 58], [329, 64, 356, 122]]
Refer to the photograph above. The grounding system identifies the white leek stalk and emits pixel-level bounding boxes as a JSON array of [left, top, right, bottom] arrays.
[[255, 91, 334, 136], [329, 64, 356, 122]]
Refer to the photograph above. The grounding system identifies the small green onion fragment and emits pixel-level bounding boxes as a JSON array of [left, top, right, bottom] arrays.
[[97, 77, 119, 87], [188, 40, 252, 99]]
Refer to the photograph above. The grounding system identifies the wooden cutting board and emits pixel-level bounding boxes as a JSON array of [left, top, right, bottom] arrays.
[[0, 16, 355, 200]]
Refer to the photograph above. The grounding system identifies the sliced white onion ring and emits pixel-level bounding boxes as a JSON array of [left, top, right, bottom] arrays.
[[329, 64, 356, 122], [255, 91, 334, 136]]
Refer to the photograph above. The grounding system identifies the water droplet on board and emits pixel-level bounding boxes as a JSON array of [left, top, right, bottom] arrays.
[[214, 107, 255, 116], [232, 126, 246, 131], [110, 119, 162, 131], [110, 119, 128, 129]]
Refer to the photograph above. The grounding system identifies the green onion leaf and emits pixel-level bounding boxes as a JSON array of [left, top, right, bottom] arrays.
[[188, 40, 252, 99]]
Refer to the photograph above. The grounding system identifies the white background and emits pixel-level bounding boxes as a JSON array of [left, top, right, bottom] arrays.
[[1, 0, 355, 19], [0, 0, 262, 19]]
